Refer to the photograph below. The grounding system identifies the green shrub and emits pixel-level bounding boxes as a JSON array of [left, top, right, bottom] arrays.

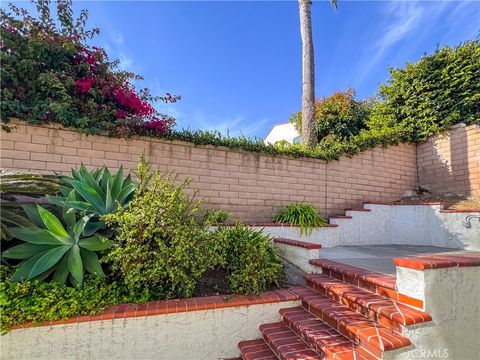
[[0, 271, 128, 334], [290, 88, 373, 142], [368, 40, 480, 141], [275, 203, 326, 236], [214, 223, 283, 295], [102, 156, 222, 299], [2, 204, 111, 286]]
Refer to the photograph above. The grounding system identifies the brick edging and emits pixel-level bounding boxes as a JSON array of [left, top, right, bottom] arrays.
[[12, 288, 299, 330], [393, 252, 480, 270], [273, 238, 321, 249]]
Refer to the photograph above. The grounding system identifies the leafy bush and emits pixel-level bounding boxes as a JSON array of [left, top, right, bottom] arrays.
[[0, 272, 129, 334], [2, 204, 111, 286], [102, 156, 222, 299], [214, 223, 283, 295], [290, 88, 372, 142], [48, 164, 136, 237], [275, 203, 326, 236], [201, 209, 231, 225], [368, 40, 480, 141], [0, 1, 179, 136]]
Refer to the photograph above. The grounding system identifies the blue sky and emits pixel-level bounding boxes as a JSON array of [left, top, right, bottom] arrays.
[[8, 1, 480, 138]]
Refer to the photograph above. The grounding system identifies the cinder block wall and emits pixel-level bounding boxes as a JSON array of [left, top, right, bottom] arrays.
[[417, 124, 480, 196], [0, 119, 418, 221]]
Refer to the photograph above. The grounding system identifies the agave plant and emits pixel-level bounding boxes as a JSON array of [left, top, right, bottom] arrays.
[[48, 164, 136, 236], [2, 204, 111, 286]]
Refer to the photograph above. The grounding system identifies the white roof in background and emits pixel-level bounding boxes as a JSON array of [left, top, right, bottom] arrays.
[[264, 122, 300, 144]]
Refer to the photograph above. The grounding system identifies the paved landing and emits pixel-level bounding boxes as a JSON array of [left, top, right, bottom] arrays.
[[318, 245, 459, 275]]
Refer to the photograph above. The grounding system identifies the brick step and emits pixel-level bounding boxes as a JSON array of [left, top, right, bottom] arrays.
[[344, 208, 372, 212], [309, 259, 423, 308], [290, 287, 412, 358], [238, 338, 277, 360], [329, 215, 353, 220], [260, 322, 324, 360], [280, 307, 375, 360], [274, 238, 321, 250], [305, 274, 432, 333]]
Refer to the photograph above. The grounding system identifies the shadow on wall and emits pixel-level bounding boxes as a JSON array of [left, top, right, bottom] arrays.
[[418, 124, 479, 205]]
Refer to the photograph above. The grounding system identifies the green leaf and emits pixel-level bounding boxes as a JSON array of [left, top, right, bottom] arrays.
[[0, 208, 37, 229], [21, 204, 44, 228], [68, 244, 84, 285], [105, 181, 115, 214], [100, 166, 112, 192], [62, 200, 97, 213], [2, 243, 55, 259], [72, 215, 93, 242], [28, 246, 70, 279], [10, 252, 46, 282], [53, 254, 70, 284], [83, 220, 106, 237], [80, 248, 105, 277], [116, 183, 136, 206], [67, 180, 106, 214], [111, 166, 124, 199], [78, 236, 112, 251], [37, 205, 69, 239], [8, 227, 68, 245], [79, 166, 105, 200]]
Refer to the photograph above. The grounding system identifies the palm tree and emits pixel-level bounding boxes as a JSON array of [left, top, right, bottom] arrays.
[[298, 0, 337, 148]]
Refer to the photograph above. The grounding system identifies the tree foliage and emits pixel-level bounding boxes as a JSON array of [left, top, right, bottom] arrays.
[[367, 40, 480, 141], [290, 88, 373, 142], [0, 0, 179, 135]]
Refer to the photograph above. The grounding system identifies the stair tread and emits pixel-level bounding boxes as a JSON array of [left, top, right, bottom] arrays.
[[290, 287, 412, 352], [280, 307, 374, 360], [260, 322, 324, 360], [305, 274, 432, 326], [309, 259, 397, 290], [274, 238, 321, 250], [239, 338, 277, 360]]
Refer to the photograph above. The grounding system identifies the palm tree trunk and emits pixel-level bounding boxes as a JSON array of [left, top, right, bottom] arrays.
[[298, 0, 317, 148]]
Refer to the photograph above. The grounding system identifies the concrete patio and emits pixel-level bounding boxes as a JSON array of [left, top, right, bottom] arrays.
[[317, 244, 463, 274]]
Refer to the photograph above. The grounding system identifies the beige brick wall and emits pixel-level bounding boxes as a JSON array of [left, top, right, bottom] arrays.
[[1, 120, 417, 221], [417, 124, 480, 196]]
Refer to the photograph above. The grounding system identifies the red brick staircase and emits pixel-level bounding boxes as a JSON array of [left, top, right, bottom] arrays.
[[237, 259, 432, 360]]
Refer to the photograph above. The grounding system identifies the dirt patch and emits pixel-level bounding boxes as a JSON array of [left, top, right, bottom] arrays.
[[395, 193, 480, 210], [194, 268, 231, 297]]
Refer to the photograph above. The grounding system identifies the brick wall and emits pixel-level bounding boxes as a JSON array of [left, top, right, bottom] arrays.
[[0, 120, 418, 221], [417, 124, 480, 196]]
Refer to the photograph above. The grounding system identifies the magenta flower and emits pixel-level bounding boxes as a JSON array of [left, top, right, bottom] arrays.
[[76, 78, 94, 94]]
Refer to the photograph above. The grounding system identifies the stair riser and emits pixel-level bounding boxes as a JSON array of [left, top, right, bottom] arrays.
[[322, 268, 423, 309], [301, 300, 385, 359], [307, 280, 405, 334], [280, 311, 380, 360]]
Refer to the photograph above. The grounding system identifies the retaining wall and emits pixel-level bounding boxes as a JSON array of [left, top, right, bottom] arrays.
[[417, 123, 480, 196], [0, 119, 417, 220]]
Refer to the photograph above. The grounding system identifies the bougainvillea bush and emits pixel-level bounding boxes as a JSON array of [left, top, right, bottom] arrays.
[[0, 0, 179, 135]]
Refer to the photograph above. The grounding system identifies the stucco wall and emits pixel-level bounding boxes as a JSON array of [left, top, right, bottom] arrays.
[[260, 205, 480, 250], [395, 266, 480, 360], [417, 123, 480, 196], [0, 300, 299, 360], [0, 119, 417, 221]]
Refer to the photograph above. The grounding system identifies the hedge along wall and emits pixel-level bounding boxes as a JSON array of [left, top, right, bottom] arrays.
[[417, 124, 480, 196], [0, 119, 418, 221]]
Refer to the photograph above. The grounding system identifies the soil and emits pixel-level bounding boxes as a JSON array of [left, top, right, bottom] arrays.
[[394, 193, 480, 210], [194, 268, 232, 297]]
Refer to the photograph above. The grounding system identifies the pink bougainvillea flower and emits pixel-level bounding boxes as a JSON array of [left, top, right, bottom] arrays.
[[76, 78, 94, 94]]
